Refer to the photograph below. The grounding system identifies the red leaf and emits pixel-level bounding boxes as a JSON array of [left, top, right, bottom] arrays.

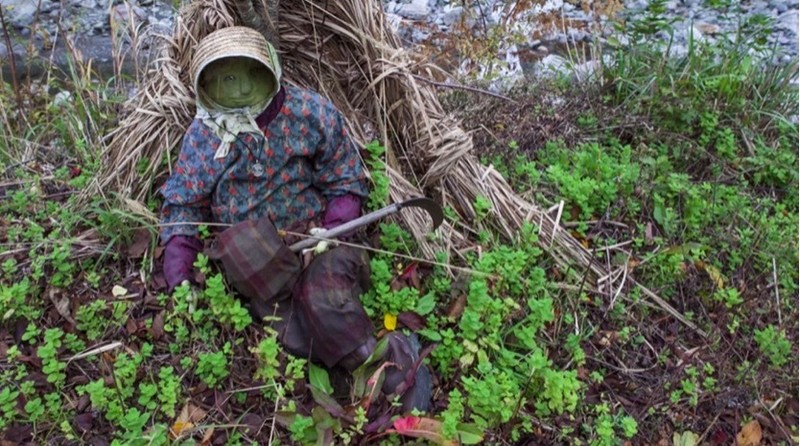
[[397, 312, 426, 330], [1, 424, 33, 443], [391, 416, 455, 446], [74, 412, 94, 433]]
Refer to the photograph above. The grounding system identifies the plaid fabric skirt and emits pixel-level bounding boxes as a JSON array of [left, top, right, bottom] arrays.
[[206, 215, 374, 368]]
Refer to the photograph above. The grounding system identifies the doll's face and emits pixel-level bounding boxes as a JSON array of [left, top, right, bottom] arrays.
[[199, 57, 276, 109]]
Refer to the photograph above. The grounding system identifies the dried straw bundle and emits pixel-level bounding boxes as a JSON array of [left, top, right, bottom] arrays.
[[95, 0, 602, 282]]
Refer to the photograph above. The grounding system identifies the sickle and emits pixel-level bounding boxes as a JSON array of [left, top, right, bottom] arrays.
[[288, 197, 444, 252]]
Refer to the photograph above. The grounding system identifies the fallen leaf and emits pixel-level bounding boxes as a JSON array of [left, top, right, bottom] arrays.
[[74, 412, 94, 433], [397, 311, 426, 330], [126, 228, 152, 259], [170, 421, 194, 439], [672, 431, 699, 446], [240, 413, 263, 435], [48, 288, 75, 324], [399, 263, 421, 289], [694, 261, 725, 289], [736, 420, 762, 446], [2, 424, 33, 443], [150, 312, 165, 340], [390, 417, 483, 446], [392, 416, 453, 446], [384, 313, 397, 331], [125, 318, 140, 335], [170, 403, 207, 439], [199, 427, 214, 446], [446, 294, 466, 320], [111, 285, 128, 298]]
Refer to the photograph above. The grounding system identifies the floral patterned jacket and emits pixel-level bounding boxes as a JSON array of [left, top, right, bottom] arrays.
[[159, 84, 369, 244]]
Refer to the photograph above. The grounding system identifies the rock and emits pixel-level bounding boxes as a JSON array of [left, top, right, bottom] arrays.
[[112, 4, 148, 24], [536, 54, 570, 76], [5, 0, 40, 27], [52, 91, 73, 107], [695, 22, 721, 36], [384, 12, 403, 32], [396, 0, 429, 21], [441, 5, 463, 27], [778, 11, 799, 35]]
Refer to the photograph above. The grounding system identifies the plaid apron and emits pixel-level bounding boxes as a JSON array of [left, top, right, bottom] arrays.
[[206, 215, 374, 367]]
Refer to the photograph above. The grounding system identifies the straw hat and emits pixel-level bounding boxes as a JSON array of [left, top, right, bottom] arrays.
[[191, 26, 283, 110]]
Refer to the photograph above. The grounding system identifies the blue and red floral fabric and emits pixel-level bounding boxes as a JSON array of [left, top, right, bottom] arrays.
[[159, 84, 369, 244]]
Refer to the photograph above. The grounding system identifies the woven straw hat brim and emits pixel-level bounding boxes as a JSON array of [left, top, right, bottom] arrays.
[[191, 26, 282, 110]]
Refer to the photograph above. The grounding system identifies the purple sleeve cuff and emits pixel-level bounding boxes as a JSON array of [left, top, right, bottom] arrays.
[[322, 194, 362, 229], [163, 235, 203, 291]]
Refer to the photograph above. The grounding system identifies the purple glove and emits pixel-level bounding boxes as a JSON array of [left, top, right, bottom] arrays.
[[322, 194, 362, 229], [163, 235, 203, 291]]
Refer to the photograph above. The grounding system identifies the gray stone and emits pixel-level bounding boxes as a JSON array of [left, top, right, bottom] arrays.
[[52, 91, 73, 107], [5, 0, 40, 27], [396, 0, 429, 21], [779, 11, 799, 35], [536, 54, 570, 76], [749, 1, 770, 11], [442, 5, 463, 27], [112, 3, 148, 24], [384, 12, 403, 33]]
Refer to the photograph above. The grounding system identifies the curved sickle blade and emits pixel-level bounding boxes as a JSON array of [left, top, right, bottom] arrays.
[[399, 197, 444, 231]]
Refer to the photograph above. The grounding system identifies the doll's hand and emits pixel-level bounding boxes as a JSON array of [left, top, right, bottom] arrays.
[[163, 235, 202, 291], [301, 227, 333, 257]]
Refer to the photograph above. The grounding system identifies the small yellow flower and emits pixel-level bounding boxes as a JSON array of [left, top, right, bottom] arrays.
[[384, 313, 397, 331]]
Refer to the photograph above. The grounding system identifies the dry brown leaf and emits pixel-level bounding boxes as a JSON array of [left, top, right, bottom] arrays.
[[736, 420, 762, 446], [170, 421, 194, 439], [694, 261, 725, 289], [446, 294, 467, 319], [48, 288, 75, 324], [200, 427, 214, 445], [150, 312, 165, 340], [126, 228, 152, 258], [170, 403, 208, 439]]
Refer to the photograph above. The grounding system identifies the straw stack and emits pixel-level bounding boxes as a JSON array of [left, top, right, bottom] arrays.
[[94, 0, 608, 288]]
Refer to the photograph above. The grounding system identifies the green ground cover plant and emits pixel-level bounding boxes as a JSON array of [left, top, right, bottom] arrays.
[[0, 1, 797, 444]]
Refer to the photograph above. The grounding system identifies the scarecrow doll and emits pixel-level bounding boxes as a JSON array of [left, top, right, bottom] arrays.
[[158, 27, 431, 412]]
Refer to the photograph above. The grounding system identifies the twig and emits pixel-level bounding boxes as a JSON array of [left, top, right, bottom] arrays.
[[66, 341, 123, 362], [630, 278, 708, 338], [562, 220, 629, 229], [772, 257, 781, 325], [696, 411, 721, 443], [282, 229, 497, 279], [410, 74, 516, 102]]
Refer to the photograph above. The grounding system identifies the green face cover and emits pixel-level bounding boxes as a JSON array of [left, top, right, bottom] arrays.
[[199, 57, 276, 110]]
